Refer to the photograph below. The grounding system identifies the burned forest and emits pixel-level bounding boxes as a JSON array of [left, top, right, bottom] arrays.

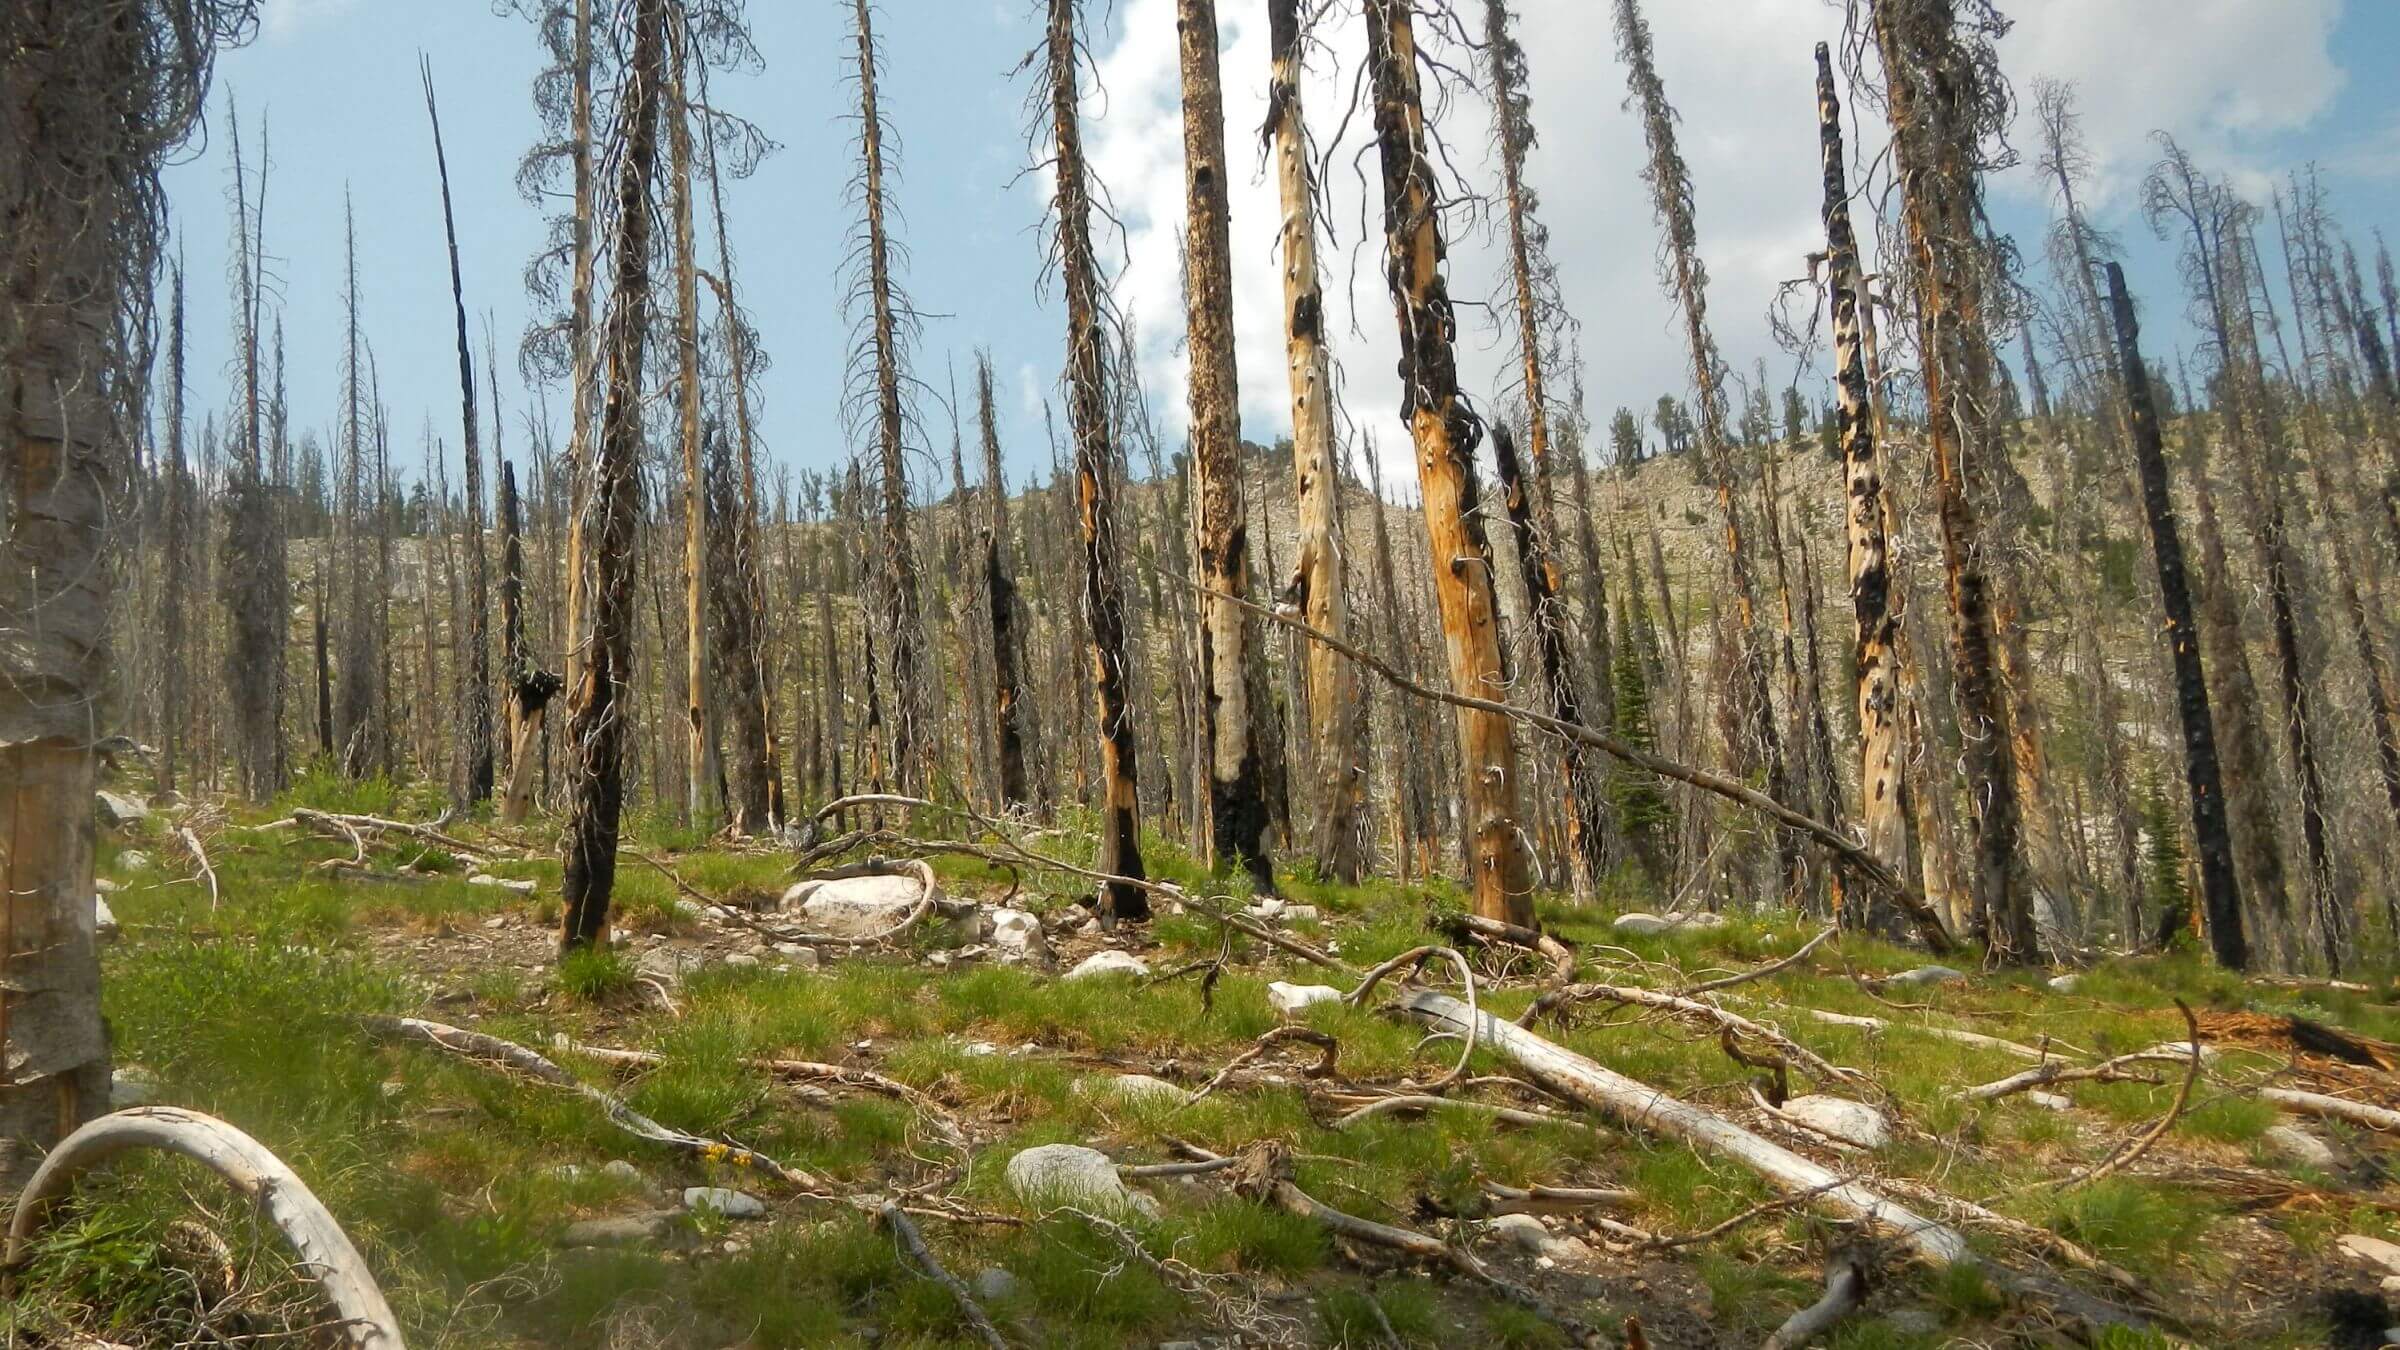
[[17, 0, 2400, 1345]]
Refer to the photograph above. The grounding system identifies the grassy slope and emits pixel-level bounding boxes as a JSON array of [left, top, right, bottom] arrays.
[[13, 772, 2400, 1348]]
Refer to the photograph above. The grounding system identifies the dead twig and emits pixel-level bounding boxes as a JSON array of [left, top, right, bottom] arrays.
[[2057, 1000, 2202, 1193], [1182, 1026, 1341, 1109], [1346, 945, 1478, 1093], [877, 1201, 1007, 1350], [1761, 1249, 1868, 1350], [1675, 926, 1835, 997]]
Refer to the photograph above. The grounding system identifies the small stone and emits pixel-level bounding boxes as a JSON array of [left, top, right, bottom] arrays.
[[601, 1160, 646, 1189], [94, 896, 118, 940], [2339, 1233, 2400, 1276], [1004, 1144, 1154, 1216], [1064, 950, 1150, 981], [2382, 1273, 2400, 1297], [560, 1212, 673, 1248], [1246, 897, 1285, 919], [2026, 1090, 2073, 1111], [785, 873, 931, 938], [1885, 965, 1966, 988], [1540, 1235, 1595, 1264], [1779, 1095, 1892, 1150], [1281, 905, 1320, 924], [468, 873, 538, 894], [1484, 1213, 1550, 1251], [380, 1079, 406, 1099], [2382, 1327, 2400, 1347], [483, 915, 508, 930], [1678, 911, 1728, 929], [95, 791, 149, 829], [1076, 1074, 1192, 1107], [109, 1066, 160, 1110], [635, 947, 704, 988], [94, 877, 118, 894], [772, 942, 822, 969], [959, 1041, 1000, 1057], [1612, 913, 1672, 936], [721, 952, 760, 970], [2142, 1040, 2218, 1064], [972, 1268, 1020, 1302], [116, 850, 153, 873], [988, 908, 1054, 967], [2046, 974, 2081, 993], [682, 1187, 766, 1219], [547, 1163, 588, 1181], [1883, 1309, 1943, 1336], [1268, 982, 1343, 1016], [2263, 1124, 2338, 1171]]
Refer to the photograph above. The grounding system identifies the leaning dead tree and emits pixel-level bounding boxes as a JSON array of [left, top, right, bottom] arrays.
[[423, 59, 494, 807], [1814, 43, 1902, 935], [1265, 0, 1363, 883], [497, 458, 560, 825], [975, 356, 1031, 810], [1041, 0, 1148, 920], [1364, 0, 1536, 927], [1485, 0, 1605, 901], [847, 0, 930, 795], [1, 0, 255, 1183], [2105, 262, 2247, 969], [561, 0, 666, 954], [1866, 0, 2041, 963], [1179, 0, 1274, 894]]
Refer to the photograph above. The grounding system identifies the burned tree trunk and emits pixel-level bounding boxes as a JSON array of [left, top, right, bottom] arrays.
[[1487, 0, 1604, 899], [1266, 0, 1365, 883], [1045, 0, 1148, 919], [424, 61, 494, 807], [222, 106, 282, 801], [1816, 42, 1902, 935], [560, 0, 665, 954], [977, 358, 1031, 811], [2105, 263, 2247, 969], [668, 16, 711, 825], [498, 460, 559, 826], [1178, 0, 1274, 895], [1364, 0, 1535, 926], [160, 268, 190, 793], [1870, 0, 2040, 963]]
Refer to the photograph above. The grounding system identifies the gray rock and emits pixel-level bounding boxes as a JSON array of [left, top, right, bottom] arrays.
[[1075, 1074, 1192, 1107], [1539, 1235, 1596, 1265], [1245, 897, 1285, 920], [1064, 950, 1150, 981], [1779, 1095, 1892, 1150], [1281, 904, 1321, 924], [1485, 1213, 1550, 1251], [560, 1212, 674, 1249], [772, 942, 822, 969], [94, 877, 118, 894], [2026, 1090, 2073, 1111], [2046, 973, 2082, 993], [988, 908, 1054, 967], [115, 850, 153, 874], [468, 873, 538, 895], [635, 947, 704, 988], [786, 873, 930, 938], [1611, 912, 1672, 936], [2338, 1233, 2400, 1276], [720, 952, 761, 970], [2263, 1124, 2338, 1171], [93, 896, 117, 940], [1268, 981, 1342, 1016], [109, 1066, 160, 1110], [600, 1160, 647, 1189], [972, 1268, 1020, 1303], [1004, 1143, 1153, 1216], [682, 1187, 766, 1219], [95, 791, 149, 829], [1883, 1309, 1943, 1336], [1678, 911, 1729, 929], [1885, 965, 1966, 988]]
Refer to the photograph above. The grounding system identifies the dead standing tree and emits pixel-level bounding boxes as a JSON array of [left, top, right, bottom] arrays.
[[847, 0, 930, 796], [1363, 0, 1536, 927], [1179, 0, 1275, 894], [424, 59, 495, 807], [1613, 0, 1799, 900], [1815, 43, 1903, 936], [560, 0, 666, 954], [1, 0, 254, 1183], [1039, 0, 1149, 921], [1865, 0, 2041, 963], [976, 356, 1032, 810], [1485, 0, 1606, 901], [2105, 263, 2248, 969], [1265, 0, 1365, 883], [220, 100, 284, 801]]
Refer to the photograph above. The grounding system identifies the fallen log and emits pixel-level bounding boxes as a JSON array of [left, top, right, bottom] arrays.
[[2261, 1086, 2400, 1132], [6, 1107, 404, 1350], [1523, 983, 1862, 1090], [1400, 990, 2147, 1330], [1797, 1007, 2058, 1063]]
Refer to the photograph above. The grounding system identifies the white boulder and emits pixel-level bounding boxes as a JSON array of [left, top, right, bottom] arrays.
[[2340, 1233, 2400, 1277], [682, 1187, 766, 1220], [1484, 1213, 1549, 1251], [1779, 1095, 1892, 1150], [1885, 965, 1966, 988], [988, 908, 1053, 967], [93, 896, 118, 941], [2264, 1124, 2338, 1171], [95, 791, 149, 829], [1267, 982, 1343, 1016], [786, 873, 930, 939], [1004, 1144, 1154, 1216], [1075, 1074, 1192, 1108], [1064, 950, 1150, 981]]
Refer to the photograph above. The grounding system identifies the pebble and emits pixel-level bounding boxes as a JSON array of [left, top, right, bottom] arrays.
[[1074, 1074, 1193, 1107], [772, 942, 822, 969], [721, 952, 760, 970], [2026, 1090, 2073, 1111], [1064, 950, 1150, 981], [94, 896, 118, 940], [972, 1268, 1020, 1302], [682, 1187, 766, 1219], [2046, 973, 2081, 993], [1484, 1213, 1550, 1251], [1267, 982, 1343, 1016], [601, 1160, 647, 1188]]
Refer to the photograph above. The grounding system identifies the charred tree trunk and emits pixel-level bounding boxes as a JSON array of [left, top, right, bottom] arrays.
[[560, 0, 664, 954], [424, 62, 493, 807], [160, 268, 190, 793], [222, 107, 281, 801], [668, 17, 711, 825], [1267, 0, 1365, 883], [1046, 0, 1148, 920], [498, 460, 559, 825], [1817, 43, 1902, 936], [1178, 0, 1274, 895], [1365, 0, 1535, 926], [977, 358, 1030, 810]]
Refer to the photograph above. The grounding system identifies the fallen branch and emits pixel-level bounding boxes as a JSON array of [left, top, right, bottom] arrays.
[[1796, 1007, 2061, 1063], [6, 1107, 404, 1350], [551, 1037, 964, 1147], [1478, 1181, 1634, 1215], [176, 826, 221, 911], [2058, 1001, 2201, 1192], [1331, 1093, 1605, 1138], [286, 808, 488, 867], [1437, 913, 1576, 986], [2260, 1087, 2400, 1132], [1347, 946, 1478, 1093], [877, 1202, 1006, 1350], [1761, 1250, 1867, 1350], [1183, 1026, 1341, 1108], [1962, 1052, 2179, 1102], [1676, 927, 1835, 997], [1522, 983, 1862, 1090], [1189, 577, 1955, 953]]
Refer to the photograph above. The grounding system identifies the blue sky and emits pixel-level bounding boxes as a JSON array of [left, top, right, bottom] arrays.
[[159, 0, 2400, 501]]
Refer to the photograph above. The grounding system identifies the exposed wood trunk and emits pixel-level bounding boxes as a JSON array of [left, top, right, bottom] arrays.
[[1047, 0, 1148, 920], [1364, 0, 1535, 926], [498, 459, 557, 826], [2105, 263, 2247, 969], [561, 0, 596, 698], [667, 16, 710, 825], [977, 358, 1030, 809], [424, 62, 493, 807], [160, 270, 190, 791], [560, 0, 665, 954]]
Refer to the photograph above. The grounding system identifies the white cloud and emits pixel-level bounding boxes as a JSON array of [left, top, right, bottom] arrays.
[[259, 0, 361, 41], [1082, 0, 2353, 495]]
